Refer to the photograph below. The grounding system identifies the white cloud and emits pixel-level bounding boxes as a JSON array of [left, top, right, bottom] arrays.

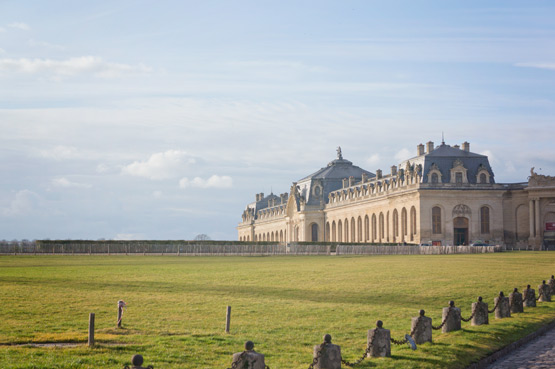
[[152, 191, 163, 199], [0, 48, 4, 54], [515, 62, 555, 71], [179, 175, 233, 189], [8, 22, 30, 31], [122, 150, 196, 180], [39, 145, 80, 160], [27, 39, 66, 51], [51, 177, 92, 189], [0, 56, 151, 78], [366, 154, 381, 166], [2, 190, 40, 216], [113, 233, 145, 240], [394, 148, 412, 163]]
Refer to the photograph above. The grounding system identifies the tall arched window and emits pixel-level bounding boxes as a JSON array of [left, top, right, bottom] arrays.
[[351, 217, 356, 242], [379, 212, 384, 240], [357, 216, 362, 242], [410, 206, 417, 241], [332, 221, 336, 242], [311, 223, 318, 242], [344, 219, 349, 242], [325, 222, 330, 242], [338, 220, 343, 242], [393, 209, 399, 240], [479, 173, 487, 184], [364, 215, 369, 242], [481, 206, 490, 234], [401, 208, 408, 238], [372, 214, 377, 241], [432, 207, 442, 234]]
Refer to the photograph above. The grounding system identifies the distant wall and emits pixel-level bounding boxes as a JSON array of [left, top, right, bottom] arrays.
[[0, 240, 502, 256]]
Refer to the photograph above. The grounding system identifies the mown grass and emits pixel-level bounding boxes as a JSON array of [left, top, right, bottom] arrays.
[[0, 252, 553, 368]]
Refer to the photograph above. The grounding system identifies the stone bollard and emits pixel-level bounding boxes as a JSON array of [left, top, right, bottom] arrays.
[[509, 288, 524, 313], [549, 275, 555, 296], [312, 334, 341, 369], [411, 310, 432, 344], [231, 341, 266, 369], [367, 320, 391, 357], [523, 285, 536, 307], [471, 297, 489, 326], [442, 301, 461, 333], [538, 280, 552, 302], [494, 292, 511, 319], [124, 354, 153, 369]]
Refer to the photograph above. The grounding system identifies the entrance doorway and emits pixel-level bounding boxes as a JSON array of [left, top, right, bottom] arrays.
[[453, 217, 469, 245], [311, 223, 319, 242]]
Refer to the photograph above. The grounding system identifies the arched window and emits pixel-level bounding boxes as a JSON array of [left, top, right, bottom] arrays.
[[325, 222, 330, 242], [344, 219, 349, 242], [410, 206, 417, 241], [401, 208, 408, 238], [379, 212, 384, 240], [479, 173, 487, 184], [364, 215, 369, 242], [332, 221, 337, 242], [481, 206, 490, 234], [393, 209, 399, 240], [280, 230, 283, 242], [432, 207, 442, 234], [357, 216, 362, 242], [431, 173, 439, 184], [372, 214, 377, 242], [311, 223, 319, 242], [351, 217, 356, 242], [338, 220, 343, 242]]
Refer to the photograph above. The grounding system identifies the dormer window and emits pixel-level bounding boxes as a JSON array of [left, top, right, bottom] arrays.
[[450, 159, 468, 184], [476, 165, 491, 184], [456, 172, 463, 184], [427, 163, 442, 184], [431, 173, 439, 184], [479, 173, 487, 184]]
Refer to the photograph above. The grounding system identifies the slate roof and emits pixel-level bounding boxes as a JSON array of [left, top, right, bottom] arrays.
[[400, 143, 495, 184]]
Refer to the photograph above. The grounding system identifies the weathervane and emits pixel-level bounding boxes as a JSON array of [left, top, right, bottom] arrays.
[[337, 146, 343, 160]]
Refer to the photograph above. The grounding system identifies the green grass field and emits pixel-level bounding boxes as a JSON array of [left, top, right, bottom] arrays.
[[0, 252, 554, 369]]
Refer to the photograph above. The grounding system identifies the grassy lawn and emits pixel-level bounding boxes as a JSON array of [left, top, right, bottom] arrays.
[[0, 252, 554, 368]]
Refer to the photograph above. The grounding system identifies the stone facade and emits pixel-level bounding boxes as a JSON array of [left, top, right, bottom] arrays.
[[238, 141, 555, 249]]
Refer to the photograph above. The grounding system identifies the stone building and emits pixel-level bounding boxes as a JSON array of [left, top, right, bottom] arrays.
[[237, 141, 555, 249]]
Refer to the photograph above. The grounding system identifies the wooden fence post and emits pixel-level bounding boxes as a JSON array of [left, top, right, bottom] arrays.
[[225, 306, 231, 333], [88, 313, 95, 347]]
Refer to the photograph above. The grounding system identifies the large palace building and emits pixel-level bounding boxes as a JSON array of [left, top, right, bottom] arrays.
[[237, 140, 555, 249]]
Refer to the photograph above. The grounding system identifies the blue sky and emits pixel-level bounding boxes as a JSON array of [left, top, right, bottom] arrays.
[[1, 1, 554, 240]]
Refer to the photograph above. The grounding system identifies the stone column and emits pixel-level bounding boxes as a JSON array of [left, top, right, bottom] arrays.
[[538, 281, 552, 302], [548, 275, 555, 296], [411, 310, 432, 344], [523, 285, 536, 307], [367, 320, 391, 358], [494, 292, 511, 318], [442, 301, 461, 333], [529, 200, 535, 238], [312, 334, 341, 369], [509, 288, 524, 314], [231, 341, 266, 369], [471, 297, 489, 326], [535, 199, 541, 242]]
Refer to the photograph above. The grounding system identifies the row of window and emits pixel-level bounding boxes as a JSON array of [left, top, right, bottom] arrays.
[[326, 207, 418, 243]]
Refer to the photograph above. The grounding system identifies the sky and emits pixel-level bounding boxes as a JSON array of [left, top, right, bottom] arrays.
[[1, 1, 555, 241]]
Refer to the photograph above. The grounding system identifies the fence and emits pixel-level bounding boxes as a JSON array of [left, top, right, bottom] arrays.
[[0, 241, 502, 256]]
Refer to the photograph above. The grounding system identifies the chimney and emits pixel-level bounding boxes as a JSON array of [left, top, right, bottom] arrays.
[[376, 169, 382, 179], [348, 176, 354, 187], [453, 144, 460, 150], [462, 141, 470, 152], [260, 193, 264, 201], [342, 178, 348, 188], [362, 173, 368, 183], [256, 194, 260, 202], [391, 165, 397, 176], [426, 141, 434, 154], [417, 144, 425, 156]]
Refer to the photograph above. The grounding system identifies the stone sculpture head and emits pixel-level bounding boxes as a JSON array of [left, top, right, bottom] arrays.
[[323, 334, 332, 344]]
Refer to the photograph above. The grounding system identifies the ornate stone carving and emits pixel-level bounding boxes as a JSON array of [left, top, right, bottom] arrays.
[[528, 168, 555, 187], [452, 204, 471, 217], [452, 159, 464, 168]]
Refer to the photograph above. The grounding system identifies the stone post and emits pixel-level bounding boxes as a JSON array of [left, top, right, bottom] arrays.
[[442, 301, 461, 333], [549, 275, 555, 296], [538, 280, 552, 302], [471, 297, 489, 326], [523, 285, 536, 307], [127, 354, 152, 369], [509, 288, 524, 314], [494, 292, 511, 319], [411, 309, 432, 344], [367, 320, 390, 357], [231, 341, 266, 369], [312, 334, 341, 369]]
